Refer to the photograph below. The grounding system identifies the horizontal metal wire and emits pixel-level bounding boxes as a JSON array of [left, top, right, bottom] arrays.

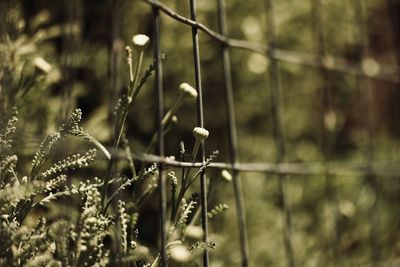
[[19, 135, 400, 177], [143, 0, 400, 84], [130, 151, 400, 177]]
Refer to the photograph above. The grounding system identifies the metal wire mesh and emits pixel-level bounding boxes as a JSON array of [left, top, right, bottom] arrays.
[[144, 0, 390, 266], [4, 0, 399, 266]]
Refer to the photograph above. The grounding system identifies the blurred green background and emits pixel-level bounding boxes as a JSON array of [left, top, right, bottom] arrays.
[[2, 0, 400, 266]]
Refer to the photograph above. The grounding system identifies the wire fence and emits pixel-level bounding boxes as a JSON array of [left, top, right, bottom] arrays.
[[142, 0, 392, 266], [3, 0, 399, 266]]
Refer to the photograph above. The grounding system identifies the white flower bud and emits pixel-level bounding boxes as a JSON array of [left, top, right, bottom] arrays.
[[171, 115, 178, 124], [132, 34, 149, 50], [179, 83, 198, 100], [221, 170, 232, 182], [166, 155, 176, 161], [185, 225, 203, 239], [193, 127, 209, 141], [170, 244, 191, 263]]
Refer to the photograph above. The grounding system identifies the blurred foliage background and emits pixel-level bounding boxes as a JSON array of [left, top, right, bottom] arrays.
[[2, 0, 400, 266]]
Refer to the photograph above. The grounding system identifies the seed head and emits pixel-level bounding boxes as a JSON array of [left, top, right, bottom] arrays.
[[179, 83, 198, 100], [193, 127, 209, 141], [132, 34, 149, 50]]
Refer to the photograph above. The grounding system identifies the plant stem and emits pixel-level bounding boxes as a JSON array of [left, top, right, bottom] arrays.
[[172, 139, 201, 221], [161, 94, 183, 126], [129, 50, 144, 100], [101, 50, 145, 211]]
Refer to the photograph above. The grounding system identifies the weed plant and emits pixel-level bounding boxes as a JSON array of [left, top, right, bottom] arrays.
[[0, 7, 229, 266]]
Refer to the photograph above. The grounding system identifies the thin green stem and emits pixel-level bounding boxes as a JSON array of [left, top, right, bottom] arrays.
[[101, 50, 145, 210], [183, 139, 200, 182], [122, 134, 137, 177], [134, 107, 180, 199], [172, 139, 201, 221], [161, 95, 183, 126], [129, 50, 144, 100]]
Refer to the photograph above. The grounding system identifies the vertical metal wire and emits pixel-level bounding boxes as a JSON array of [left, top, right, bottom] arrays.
[[353, 1, 381, 265], [189, 0, 209, 266], [153, 4, 167, 266], [216, 1, 249, 266], [311, 1, 340, 265], [265, 1, 295, 267]]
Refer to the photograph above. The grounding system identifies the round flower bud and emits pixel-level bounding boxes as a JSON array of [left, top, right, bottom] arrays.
[[193, 127, 209, 141], [170, 244, 191, 263], [171, 115, 178, 125], [132, 34, 149, 50], [185, 225, 203, 239], [179, 83, 198, 100]]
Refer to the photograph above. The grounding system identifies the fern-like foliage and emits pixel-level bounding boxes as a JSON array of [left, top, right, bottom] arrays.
[[0, 155, 18, 187], [0, 23, 224, 265], [0, 109, 18, 189], [0, 180, 44, 214], [31, 108, 109, 179], [189, 241, 216, 252], [48, 220, 70, 266], [38, 149, 97, 179], [31, 132, 61, 176], [73, 185, 111, 266], [169, 171, 178, 214], [33, 175, 70, 207], [0, 222, 15, 265], [59, 108, 82, 136], [207, 204, 229, 219], [186, 150, 219, 189], [15, 218, 54, 265], [106, 163, 158, 209], [118, 200, 129, 254], [0, 108, 18, 151], [70, 126, 111, 159], [176, 197, 197, 228]]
